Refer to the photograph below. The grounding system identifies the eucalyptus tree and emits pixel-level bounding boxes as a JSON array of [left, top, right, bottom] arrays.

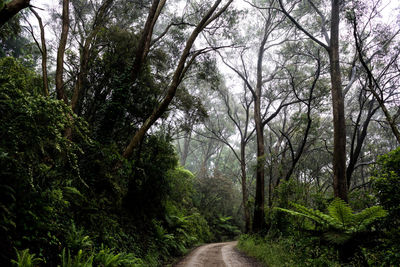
[[336, 0, 400, 190], [349, 1, 400, 144], [122, 0, 235, 158], [198, 82, 255, 233], [213, 0, 302, 231], [278, 0, 349, 201]]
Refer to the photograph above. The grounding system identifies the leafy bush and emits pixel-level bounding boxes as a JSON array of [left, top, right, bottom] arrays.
[[0, 57, 88, 265], [369, 147, 400, 265]]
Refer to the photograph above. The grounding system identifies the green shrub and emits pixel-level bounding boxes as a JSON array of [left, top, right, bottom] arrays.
[[237, 234, 339, 267], [369, 147, 400, 265], [60, 249, 93, 267], [10, 249, 43, 267]]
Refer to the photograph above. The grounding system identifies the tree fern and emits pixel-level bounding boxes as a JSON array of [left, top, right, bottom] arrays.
[[276, 198, 387, 245]]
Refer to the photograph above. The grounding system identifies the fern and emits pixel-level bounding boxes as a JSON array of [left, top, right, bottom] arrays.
[[276, 198, 387, 244], [11, 249, 43, 267]]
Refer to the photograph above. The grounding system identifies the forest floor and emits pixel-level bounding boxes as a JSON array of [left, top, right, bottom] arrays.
[[173, 241, 265, 267]]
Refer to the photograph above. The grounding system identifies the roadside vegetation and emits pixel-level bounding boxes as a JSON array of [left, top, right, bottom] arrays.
[[1, 0, 399, 266]]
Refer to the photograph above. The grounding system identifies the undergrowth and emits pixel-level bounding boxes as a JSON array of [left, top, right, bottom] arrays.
[[237, 234, 340, 267]]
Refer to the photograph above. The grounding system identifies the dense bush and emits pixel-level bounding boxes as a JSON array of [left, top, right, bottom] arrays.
[[0, 57, 213, 266], [238, 234, 339, 267], [0, 57, 88, 265], [369, 147, 400, 265]]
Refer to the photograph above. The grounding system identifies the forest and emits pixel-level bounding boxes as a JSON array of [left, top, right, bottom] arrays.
[[0, 0, 399, 266]]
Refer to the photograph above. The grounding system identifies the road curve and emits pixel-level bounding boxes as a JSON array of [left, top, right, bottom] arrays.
[[173, 241, 264, 267]]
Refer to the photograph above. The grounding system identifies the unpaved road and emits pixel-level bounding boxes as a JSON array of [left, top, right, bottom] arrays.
[[173, 241, 264, 267]]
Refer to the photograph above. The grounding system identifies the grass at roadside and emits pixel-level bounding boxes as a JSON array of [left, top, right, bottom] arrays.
[[237, 234, 340, 267]]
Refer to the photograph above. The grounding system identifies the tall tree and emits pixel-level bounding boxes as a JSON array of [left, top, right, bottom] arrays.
[[122, 0, 234, 158], [204, 84, 255, 233], [215, 2, 296, 232], [97, 0, 165, 140], [278, 0, 348, 201], [351, 11, 400, 144]]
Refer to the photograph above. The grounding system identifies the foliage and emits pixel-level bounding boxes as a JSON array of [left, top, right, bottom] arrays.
[[277, 198, 387, 263], [372, 147, 400, 223], [237, 234, 339, 267], [368, 147, 400, 265], [10, 249, 43, 267], [93, 245, 143, 266], [60, 249, 94, 267], [59, 245, 143, 267], [0, 57, 88, 265], [277, 199, 386, 243]]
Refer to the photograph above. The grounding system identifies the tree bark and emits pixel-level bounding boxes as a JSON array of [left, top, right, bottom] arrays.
[[240, 141, 251, 233], [0, 0, 30, 28], [346, 98, 378, 188], [252, 24, 268, 233], [30, 7, 48, 96], [329, 0, 348, 202], [55, 0, 70, 104]]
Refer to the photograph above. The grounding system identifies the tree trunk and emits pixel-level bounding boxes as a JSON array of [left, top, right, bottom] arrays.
[[278, 0, 348, 202], [0, 0, 30, 28], [346, 101, 377, 188], [30, 7, 48, 96], [240, 141, 251, 233], [180, 130, 192, 166], [329, 0, 348, 202], [253, 101, 265, 232], [55, 0, 69, 104], [352, 13, 400, 144], [252, 26, 268, 232]]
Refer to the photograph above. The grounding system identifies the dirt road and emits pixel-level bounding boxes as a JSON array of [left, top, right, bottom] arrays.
[[173, 241, 264, 267]]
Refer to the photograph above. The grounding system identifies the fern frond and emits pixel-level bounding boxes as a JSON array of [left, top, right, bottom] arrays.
[[291, 202, 335, 226], [327, 198, 354, 229], [353, 206, 387, 231], [276, 205, 335, 230]]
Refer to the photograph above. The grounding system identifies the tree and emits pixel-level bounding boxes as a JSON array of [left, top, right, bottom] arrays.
[[122, 0, 234, 158], [278, 0, 348, 201], [350, 7, 400, 144], [215, 1, 298, 232], [70, 0, 114, 114], [201, 83, 255, 233]]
